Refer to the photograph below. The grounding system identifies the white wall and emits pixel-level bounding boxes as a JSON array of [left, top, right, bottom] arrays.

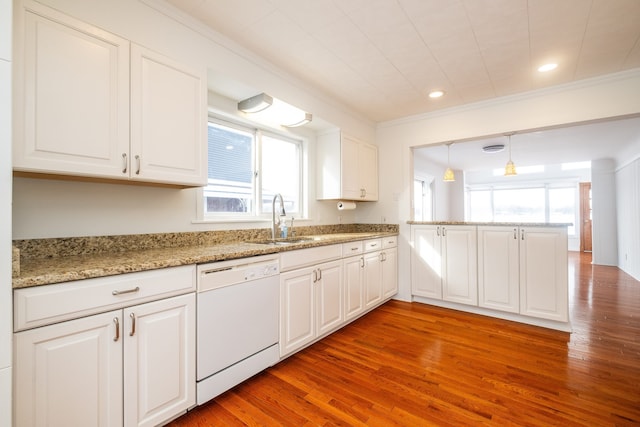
[[591, 159, 619, 266], [11, 0, 374, 239], [375, 70, 640, 301], [412, 153, 464, 221], [616, 157, 640, 280], [0, 0, 12, 423]]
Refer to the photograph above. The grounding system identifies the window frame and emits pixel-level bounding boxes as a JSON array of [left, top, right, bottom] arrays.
[[196, 116, 306, 222]]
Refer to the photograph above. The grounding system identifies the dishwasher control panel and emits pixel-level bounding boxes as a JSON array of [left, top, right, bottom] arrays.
[[197, 255, 280, 292]]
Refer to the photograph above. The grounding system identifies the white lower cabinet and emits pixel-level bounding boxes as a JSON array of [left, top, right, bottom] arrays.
[[13, 266, 197, 427], [519, 227, 569, 322], [478, 226, 520, 314], [415, 224, 569, 329], [411, 225, 477, 305], [279, 259, 343, 357]]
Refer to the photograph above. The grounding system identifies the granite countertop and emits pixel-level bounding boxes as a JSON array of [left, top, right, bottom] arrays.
[[13, 229, 398, 289], [407, 221, 572, 227]]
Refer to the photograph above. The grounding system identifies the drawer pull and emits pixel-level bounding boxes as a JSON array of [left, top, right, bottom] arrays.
[[112, 286, 140, 296], [351, 247, 359, 251], [113, 317, 120, 342], [129, 313, 136, 337]]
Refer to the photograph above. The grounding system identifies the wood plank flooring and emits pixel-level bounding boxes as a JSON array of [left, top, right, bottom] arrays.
[[168, 253, 640, 426]]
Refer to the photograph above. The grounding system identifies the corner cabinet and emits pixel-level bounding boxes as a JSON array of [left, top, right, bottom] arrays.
[[13, 266, 197, 427], [316, 130, 378, 201], [13, 2, 207, 186]]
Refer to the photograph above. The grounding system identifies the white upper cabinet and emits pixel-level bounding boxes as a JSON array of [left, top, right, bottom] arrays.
[[130, 44, 206, 186], [14, 3, 207, 186], [14, 5, 130, 178], [317, 130, 378, 201]]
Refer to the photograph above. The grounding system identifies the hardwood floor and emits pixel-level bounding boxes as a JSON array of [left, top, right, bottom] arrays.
[[169, 252, 640, 426]]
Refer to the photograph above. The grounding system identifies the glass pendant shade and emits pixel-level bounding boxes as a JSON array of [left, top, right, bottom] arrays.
[[443, 167, 455, 182], [504, 160, 517, 176], [443, 143, 455, 182], [504, 134, 517, 176]]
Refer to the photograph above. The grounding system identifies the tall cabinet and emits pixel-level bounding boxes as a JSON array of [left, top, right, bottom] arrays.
[[13, 2, 207, 186]]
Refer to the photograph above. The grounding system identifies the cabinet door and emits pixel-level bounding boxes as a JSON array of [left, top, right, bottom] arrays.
[[411, 225, 443, 299], [344, 255, 365, 320], [340, 135, 361, 199], [280, 267, 316, 357], [478, 226, 520, 313], [382, 247, 398, 299], [359, 142, 378, 201], [364, 251, 383, 309], [442, 225, 478, 305], [519, 227, 569, 322], [14, 310, 123, 427], [130, 44, 206, 186], [316, 260, 344, 336], [15, 6, 130, 178], [124, 293, 196, 427]]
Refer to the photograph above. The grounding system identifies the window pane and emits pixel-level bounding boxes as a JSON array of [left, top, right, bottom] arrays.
[[261, 135, 300, 214], [549, 187, 576, 235], [493, 188, 545, 222], [468, 190, 492, 221], [205, 123, 254, 213]]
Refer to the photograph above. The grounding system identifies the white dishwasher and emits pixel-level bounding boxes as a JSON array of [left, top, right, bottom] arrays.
[[196, 254, 280, 405]]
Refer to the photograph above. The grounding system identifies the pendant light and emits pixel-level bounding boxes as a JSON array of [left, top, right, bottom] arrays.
[[443, 142, 455, 182], [504, 133, 517, 176]]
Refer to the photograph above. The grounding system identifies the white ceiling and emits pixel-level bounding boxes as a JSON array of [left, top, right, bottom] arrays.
[[414, 115, 640, 171], [166, 0, 640, 170], [168, 0, 640, 123]]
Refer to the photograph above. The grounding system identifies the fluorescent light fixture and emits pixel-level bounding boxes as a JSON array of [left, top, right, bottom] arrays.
[[538, 63, 558, 72], [238, 93, 312, 127], [429, 90, 445, 98], [238, 93, 273, 113]]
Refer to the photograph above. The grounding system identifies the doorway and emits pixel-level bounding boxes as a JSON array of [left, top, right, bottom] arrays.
[[580, 182, 592, 252]]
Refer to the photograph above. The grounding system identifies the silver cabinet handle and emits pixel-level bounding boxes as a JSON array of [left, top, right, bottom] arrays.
[[436, 226, 440, 236], [129, 313, 136, 337], [113, 317, 120, 342], [360, 257, 365, 268], [379, 252, 384, 262], [112, 286, 140, 296], [442, 227, 446, 237], [521, 230, 525, 240], [513, 228, 517, 239], [122, 153, 128, 173], [312, 269, 318, 283], [350, 247, 359, 251], [135, 155, 141, 175]]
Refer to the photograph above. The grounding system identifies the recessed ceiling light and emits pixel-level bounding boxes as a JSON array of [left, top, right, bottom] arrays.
[[428, 90, 445, 98], [538, 63, 558, 72]]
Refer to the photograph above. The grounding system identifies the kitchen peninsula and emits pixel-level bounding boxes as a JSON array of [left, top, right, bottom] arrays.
[[409, 221, 570, 332]]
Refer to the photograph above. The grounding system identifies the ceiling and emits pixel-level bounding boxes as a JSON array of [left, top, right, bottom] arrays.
[[167, 0, 640, 123], [414, 115, 640, 171]]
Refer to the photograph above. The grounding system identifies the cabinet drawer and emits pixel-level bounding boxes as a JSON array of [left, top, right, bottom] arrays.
[[382, 236, 398, 248], [363, 239, 382, 253], [342, 241, 363, 256], [280, 244, 342, 272], [14, 265, 196, 331]]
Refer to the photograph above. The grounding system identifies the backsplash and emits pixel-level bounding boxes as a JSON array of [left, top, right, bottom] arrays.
[[14, 223, 398, 260]]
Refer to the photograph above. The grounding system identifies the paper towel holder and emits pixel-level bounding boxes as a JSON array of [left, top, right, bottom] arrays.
[[337, 201, 357, 210]]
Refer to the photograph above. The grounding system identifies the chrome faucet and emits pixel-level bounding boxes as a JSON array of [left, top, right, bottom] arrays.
[[272, 193, 286, 239]]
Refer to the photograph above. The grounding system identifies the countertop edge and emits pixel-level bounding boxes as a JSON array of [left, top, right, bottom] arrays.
[[13, 232, 398, 289]]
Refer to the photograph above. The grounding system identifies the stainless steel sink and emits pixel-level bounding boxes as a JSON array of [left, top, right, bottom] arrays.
[[247, 237, 317, 246]]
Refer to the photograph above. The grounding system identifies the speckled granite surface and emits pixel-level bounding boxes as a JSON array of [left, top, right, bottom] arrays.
[[13, 224, 398, 289]]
